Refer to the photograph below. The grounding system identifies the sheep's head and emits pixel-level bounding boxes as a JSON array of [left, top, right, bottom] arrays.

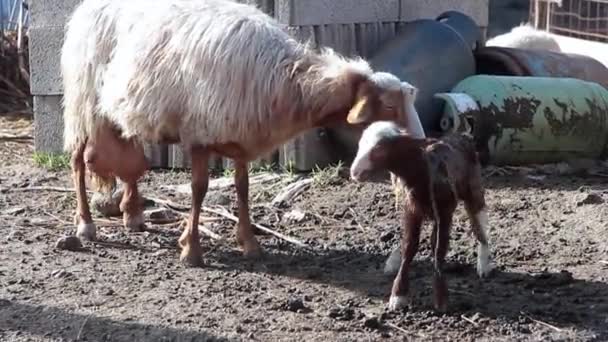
[[347, 72, 418, 126], [350, 121, 405, 182]]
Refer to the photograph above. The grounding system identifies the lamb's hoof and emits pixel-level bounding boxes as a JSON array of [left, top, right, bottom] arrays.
[[384, 247, 401, 276], [240, 238, 262, 259], [388, 295, 409, 311], [124, 214, 146, 232], [76, 222, 97, 241], [179, 244, 203, 268]]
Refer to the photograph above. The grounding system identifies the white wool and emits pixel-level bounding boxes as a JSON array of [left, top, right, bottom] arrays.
[[61, 0, 393, 157], [486, 23, 562, 52]]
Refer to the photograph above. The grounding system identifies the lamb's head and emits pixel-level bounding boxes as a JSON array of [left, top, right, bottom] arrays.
[[350, 120, 405, 182], [347, 72, 418, 125]]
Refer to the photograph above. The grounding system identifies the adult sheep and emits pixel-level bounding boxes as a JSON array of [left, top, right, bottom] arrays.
[[62, 0, 419, 266]]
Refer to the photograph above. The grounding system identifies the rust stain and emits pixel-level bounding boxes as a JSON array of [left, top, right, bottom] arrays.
[[543, 98, 607, 138], [473, 96, 540, 164]]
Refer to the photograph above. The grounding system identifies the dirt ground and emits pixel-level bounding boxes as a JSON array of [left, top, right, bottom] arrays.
[[1, 115, 607, 342]]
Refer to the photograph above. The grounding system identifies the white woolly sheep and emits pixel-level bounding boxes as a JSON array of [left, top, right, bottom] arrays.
[[62, 0, 419, 266], [350, 121, 492, 312], [485, 23, 562, 52]]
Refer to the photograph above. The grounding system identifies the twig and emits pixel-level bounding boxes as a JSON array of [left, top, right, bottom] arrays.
[[203, 206, 310, 249], [521, 312, 563, 332], [347, 207, 367, 232], [147, 196, 304, 247], [42, 210, 71, 225], [600, 260, 608, 265], [271, 178, 312, 206], [461, 314, 479, 327], [5, 186, 91, 193], [0, 134, 31, 141], [385, 322, 427, 339], [76, 313, 92, 340], [199, 224, 224, 241]]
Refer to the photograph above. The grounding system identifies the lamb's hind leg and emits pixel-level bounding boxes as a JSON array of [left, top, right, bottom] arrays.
[[234, 160, 262, 259], [432, 207, 454, 312], [72, 141, 96, 240], [464, 175, 492, 278]]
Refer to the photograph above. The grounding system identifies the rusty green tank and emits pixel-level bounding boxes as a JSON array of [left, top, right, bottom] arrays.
[[435, 75, 608, 166]]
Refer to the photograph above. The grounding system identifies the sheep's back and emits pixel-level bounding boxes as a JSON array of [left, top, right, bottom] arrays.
[[96, 0, 304, 149]]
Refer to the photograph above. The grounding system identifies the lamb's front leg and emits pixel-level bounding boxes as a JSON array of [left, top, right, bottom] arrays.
[[432, 208, 453, 312], [234, 160, 261, 259], [389, 209, 423, 311], [178, 146, 210, 267]]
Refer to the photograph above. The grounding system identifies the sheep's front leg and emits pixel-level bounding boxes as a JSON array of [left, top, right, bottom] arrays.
[[234, 160, 262, 259], [432, 209, 453, 313], [389, 209, 423, 311], [178, 146, 210, 267], [72, 142, 96, 241]]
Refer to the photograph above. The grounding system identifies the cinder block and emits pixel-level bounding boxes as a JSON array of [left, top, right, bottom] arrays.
[[29, 26, 64, 95], [34, 95, 64, 153], [400, 0, 489, 27], [275, 0, 400, 26], [30, 0, 82, 29]]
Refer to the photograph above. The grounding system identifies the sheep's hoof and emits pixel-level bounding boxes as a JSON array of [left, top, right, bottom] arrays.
[[179, 244, 203, 268], [240, 239, 262, 259], [434, 301, 448, 313], [388, 295, 409, 311], [383, 247, 401, 276], [124, 213, 146, 232], [76, 222, 97, 241]]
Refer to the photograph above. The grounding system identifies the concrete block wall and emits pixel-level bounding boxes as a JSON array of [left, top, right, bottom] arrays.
[[30, 0, 488, 170]]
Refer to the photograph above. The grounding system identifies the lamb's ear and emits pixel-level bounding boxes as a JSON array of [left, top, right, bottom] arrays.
[[347, 95, 373, 124], [400, 81, 418, 101]]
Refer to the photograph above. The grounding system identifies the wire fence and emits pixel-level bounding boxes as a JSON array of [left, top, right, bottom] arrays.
[[530, 0, 608, 42], [0, 0, 29, 32]]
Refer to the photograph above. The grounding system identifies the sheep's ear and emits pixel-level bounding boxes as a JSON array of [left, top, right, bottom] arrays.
[[347, 96, 372, 124]]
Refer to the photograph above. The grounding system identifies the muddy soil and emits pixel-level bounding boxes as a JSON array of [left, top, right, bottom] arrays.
[[1, 116, 607, 342]]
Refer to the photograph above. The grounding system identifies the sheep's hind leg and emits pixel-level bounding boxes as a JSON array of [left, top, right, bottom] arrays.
[[234, 160, 262, 259], [120, 181, 146, 232], [72, 141, 97, 241], [179, 146, 210, 267]]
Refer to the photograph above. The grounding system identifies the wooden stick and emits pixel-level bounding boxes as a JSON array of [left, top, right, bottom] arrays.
[[461, 315, 479, 327], [385, 322, 427, 339], [198, 224, 224, 241], [4, 186, 91, 193], [271, 178, 312, 206], [146, 196, 309, 249], [203, 206, 309, 249], [521, 312, 563, 332]]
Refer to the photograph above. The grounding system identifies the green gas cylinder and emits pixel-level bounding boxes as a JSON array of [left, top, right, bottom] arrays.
[[435, 75, 608, 166]]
